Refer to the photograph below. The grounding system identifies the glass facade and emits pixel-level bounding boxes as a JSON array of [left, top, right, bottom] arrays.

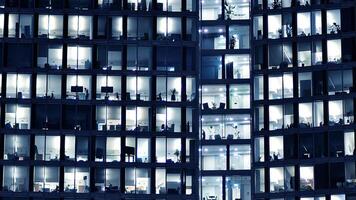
[[0, 0, 355, 199], [0, 0, 199, 199], [251, 0, 356, 199], [200, 0, 253, 199]]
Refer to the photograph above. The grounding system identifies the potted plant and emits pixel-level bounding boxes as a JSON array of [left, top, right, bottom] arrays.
[[170, 88, 177, 101], [174, 149, 180, 162], [272, 0, 281, 9], [224, 2, 236, 20], [233, 124, 240, 139], [211, 102, 217, 109]]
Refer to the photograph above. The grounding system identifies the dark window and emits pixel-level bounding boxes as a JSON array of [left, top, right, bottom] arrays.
[[7, 44, 32, 68]]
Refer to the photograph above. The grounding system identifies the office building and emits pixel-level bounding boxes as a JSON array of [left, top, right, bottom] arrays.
[[199, 0, 252, 199], [251, 0, 356, 199], [0, 0, 356, 200], [0, 0, 199, 199]]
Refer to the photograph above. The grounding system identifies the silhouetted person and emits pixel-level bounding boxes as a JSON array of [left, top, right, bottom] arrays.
[[34, 145, 39, 156], [5, 121, 12, 129], [53, 185, 59, 192], [273, 152, 279, 161], [157, 93, 162, 101], [290, 177, 294, 189], [229, 36, 236, 49], [116, 92, 120, 100], [84, 88, 89, 100], [338, 118, 344, 125]]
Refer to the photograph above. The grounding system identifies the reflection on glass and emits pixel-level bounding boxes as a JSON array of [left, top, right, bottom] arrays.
[[67, 46, 92, 69], [6, 74, 31, 99], [36, 75, 61, 99], [4, 135, 30, 160], [96, 75, 121, 100], [202, 176, 223, 199], [125, 168, 151, 194], [202, 26, 226, 49], [35, 135, 60, 161], [64, 167, 90, 193], [202, 146, 226, 170], [3, 166, 29, 192], [38, 15, 63, 39], [5, 104, 31, 130], [34, 167, 59, 192], [68, 15, 92, 39]]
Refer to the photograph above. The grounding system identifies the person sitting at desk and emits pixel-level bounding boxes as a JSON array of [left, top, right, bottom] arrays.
[[107, 184, 113, 191], [338, 118, 344, 125], [229, 36, 236, 49], [332, 22, 341, 33], [116, 92, 120, 100], [273, 152, 280, 161], [84, 88, 89, 100], [53, 185, 59, 192], [34, 145, 39, 156], [5, 121, 12, 129], [134, 125, 141, 132], [65, 184, 71, 192], [157, 93, 162, 101]]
